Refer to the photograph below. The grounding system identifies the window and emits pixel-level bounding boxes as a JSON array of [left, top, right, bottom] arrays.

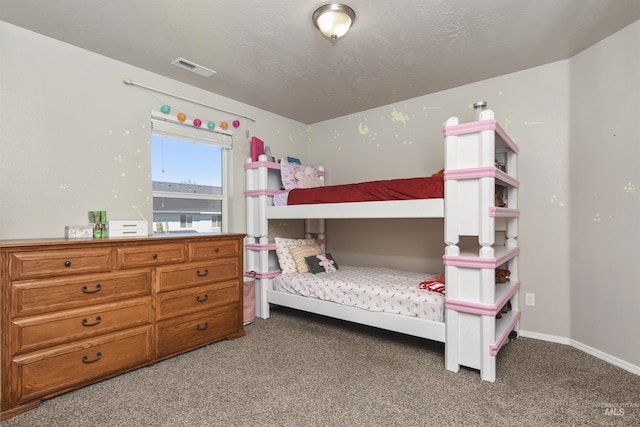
[[150, 112, 232, 234], [180, 214, 193, 229]]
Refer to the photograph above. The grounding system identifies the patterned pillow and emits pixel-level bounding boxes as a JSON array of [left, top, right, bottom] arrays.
[[280, 158, 305, 191], [274, 237, 316, 273], [288, 244, 323, 273], [305, 253, 339, 274]]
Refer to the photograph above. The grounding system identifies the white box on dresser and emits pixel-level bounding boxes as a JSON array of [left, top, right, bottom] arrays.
[[108, 220, 148, 237]]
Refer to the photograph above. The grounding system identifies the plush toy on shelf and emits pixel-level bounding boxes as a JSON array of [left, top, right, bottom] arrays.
[[495, 185, 507, 207], [496, 300, 512, 319], [495, 268, 511, 283], [494, 268, 512, 319]]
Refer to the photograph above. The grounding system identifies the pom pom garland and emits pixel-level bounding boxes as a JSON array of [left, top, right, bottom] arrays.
[[159, 104, 239, 132]]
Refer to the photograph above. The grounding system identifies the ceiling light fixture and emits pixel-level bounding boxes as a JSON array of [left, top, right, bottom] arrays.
[[312, 3, 356, 42]]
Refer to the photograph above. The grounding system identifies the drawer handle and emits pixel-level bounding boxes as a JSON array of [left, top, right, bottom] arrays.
[[82, 316, 102, 327], [195, 294, 209, 303], [82, 352, 103, 364], [196, 269, 209, 277], [196, 322, 209, 331], [152, 253, 158, 259], [65, 261, 72, 267], [215, 247, 219, 253], [82, 283, 103, 294]]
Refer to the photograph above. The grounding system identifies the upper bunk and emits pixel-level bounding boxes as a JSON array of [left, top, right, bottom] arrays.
[[245, 157, 445, 226], [245, 109, 518, 234]]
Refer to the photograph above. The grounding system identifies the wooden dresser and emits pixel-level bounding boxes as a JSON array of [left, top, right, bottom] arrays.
[[0, 233, 246, 420]]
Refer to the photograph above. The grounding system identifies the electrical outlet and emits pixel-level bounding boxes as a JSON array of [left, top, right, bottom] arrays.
[[525, 293, 535, 307]]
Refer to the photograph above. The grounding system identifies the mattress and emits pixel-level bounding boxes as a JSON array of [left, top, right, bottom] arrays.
[[287, 176, 444, 205], [273, 266, 444, 322]]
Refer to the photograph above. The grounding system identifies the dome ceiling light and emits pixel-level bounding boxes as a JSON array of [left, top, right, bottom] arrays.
[[312, 3, 356, 43]]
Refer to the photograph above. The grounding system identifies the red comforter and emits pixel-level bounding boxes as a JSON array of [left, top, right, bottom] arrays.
[[287, 176, 444, 205]]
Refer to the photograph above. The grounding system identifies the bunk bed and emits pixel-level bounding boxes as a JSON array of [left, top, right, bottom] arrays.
[[245, 109, 521, 382]]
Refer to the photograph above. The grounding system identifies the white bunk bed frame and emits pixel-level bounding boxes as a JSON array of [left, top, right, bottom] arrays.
[[245, 109, 520, 382]]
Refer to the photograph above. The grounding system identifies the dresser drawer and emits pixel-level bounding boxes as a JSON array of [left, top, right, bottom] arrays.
[[12, 326, 153, 405], [156, 305, 240, 359], [189, 239, 241, 261], [116, 243, 186, 269], [10, 247, 113, 280], [156, 258, 240, 293], [12, 298, 152, 355], [12, 270, 151, 317], [156, 280, 239, 321]]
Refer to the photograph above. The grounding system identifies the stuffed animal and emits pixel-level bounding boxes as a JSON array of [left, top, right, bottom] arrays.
[[495, 268, 511, 283], [495, 185, 507, 207], [496, 300, 512, 319], [316, 253, 337, 273], [495, 268, 511, 318], [295, 167, 323, 188]]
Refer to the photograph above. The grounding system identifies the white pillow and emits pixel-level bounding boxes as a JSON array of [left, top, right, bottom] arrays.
[[274, 237, 316, 273], [280, 158, 305, 191]]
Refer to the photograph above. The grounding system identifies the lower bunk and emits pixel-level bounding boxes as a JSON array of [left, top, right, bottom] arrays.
[[253, 263, 518, 383], [265, 266, 446, 342]]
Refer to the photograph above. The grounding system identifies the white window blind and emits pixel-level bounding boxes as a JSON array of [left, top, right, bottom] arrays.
[[150, 111, 233, 148]]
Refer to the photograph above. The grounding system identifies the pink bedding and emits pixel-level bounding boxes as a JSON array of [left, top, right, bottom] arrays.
[[287, 176, 444, 205], [273, 266, 444, 321]]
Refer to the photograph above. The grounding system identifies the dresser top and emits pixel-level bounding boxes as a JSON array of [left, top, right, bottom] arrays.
[[0, 233, 246, 250]]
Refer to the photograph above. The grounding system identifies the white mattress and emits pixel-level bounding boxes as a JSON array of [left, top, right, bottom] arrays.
[[273, 266, 444, 322]]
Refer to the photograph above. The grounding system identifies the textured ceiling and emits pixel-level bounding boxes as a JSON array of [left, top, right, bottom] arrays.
[[2, 0, 640, 124]]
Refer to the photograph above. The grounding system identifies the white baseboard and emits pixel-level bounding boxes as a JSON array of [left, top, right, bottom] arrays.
[[520, 329, 640, 376], [519, 330, 572, 345]]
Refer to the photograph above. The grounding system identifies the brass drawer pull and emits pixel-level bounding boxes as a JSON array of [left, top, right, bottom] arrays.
[[82, 283, 103, 294], [195, 294, 209, 303], [196, 269, 209, 277], [82, 316, 102, 327], [82, 352, 103, 364], [196, 322, 209, 331]]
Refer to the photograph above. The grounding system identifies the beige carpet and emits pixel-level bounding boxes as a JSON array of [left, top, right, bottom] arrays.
[[3, 306, 639, 426]]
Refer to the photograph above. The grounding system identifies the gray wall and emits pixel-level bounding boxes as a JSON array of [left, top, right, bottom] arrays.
[[0, 21, 308, 239], [309, 59, 572, 341], [569, 21, 640, 369]]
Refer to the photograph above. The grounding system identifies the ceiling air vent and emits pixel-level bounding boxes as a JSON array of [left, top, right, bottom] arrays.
[[171, 57, 216, 77]]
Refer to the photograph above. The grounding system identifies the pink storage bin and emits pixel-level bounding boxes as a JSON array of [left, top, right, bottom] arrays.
[[243, 273, 256, 325]]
